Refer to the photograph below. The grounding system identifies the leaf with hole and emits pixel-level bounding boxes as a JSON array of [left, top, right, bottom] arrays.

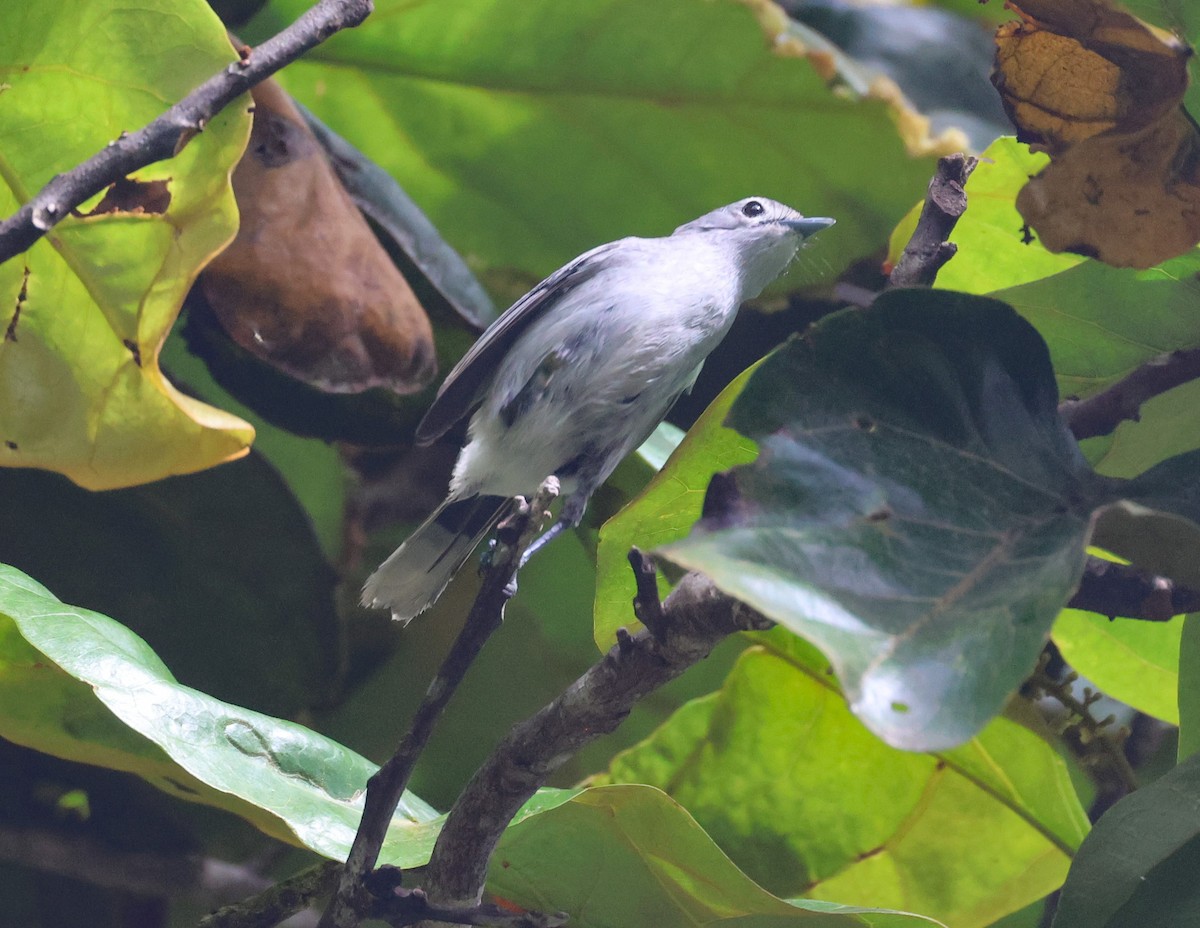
[[0, 0, 253, 489]]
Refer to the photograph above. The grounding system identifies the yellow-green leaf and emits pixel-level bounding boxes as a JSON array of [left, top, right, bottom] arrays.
[[0, 0, 253, 489]]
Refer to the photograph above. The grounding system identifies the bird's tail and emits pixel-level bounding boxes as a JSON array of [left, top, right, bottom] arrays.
[[361, 495, 512, 624]]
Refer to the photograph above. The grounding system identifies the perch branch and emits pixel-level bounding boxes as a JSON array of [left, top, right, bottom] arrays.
[[1068, 556, 1200, 621], [319, 479, 560, 928], [888, 153, 978, 288], [0, 0, 374, 266], [418, 566, 774, 912], [1060, 348, 1200, 440]]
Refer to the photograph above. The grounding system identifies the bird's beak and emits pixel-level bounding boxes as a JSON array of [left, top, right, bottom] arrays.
[[783, 216, 836, 238]]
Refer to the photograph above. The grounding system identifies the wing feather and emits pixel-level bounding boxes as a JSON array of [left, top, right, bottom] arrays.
[[415, 240, 623, 445]]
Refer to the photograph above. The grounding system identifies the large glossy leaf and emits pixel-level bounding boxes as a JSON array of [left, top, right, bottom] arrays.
[[596, 631, 1088, 928], [1052, 608, 1182, 725], [0, 563, 442, 864], [0, 0, 253, 489], [243, 0, 947, 291], [1052, 751, 1200, 928], [490, 784, 944, 928], [663, 290, 1200, 749], [0, 562, 939, 925]]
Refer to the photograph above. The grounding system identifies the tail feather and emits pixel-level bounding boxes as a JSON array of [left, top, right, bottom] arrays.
[[362, 495, 511, 624]]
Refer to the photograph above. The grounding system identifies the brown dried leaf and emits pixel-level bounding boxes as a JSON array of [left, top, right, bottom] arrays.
[[201, 79, 436, 394], [993, 0, 1200, 268], [85, 177, 173, 217]]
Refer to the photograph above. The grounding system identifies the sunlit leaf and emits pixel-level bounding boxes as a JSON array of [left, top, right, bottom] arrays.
[[0, 0, 253, 489], [596, 631, 1087, 928], [243, 0, 950, 292], [0, 563, 443, 862], [491, 784, 945, 928], [1053, 609, 1181, 724], [594, 368, 758, 649]]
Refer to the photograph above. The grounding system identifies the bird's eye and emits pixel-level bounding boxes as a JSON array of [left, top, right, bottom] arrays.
[[741, 200, 765, 218]]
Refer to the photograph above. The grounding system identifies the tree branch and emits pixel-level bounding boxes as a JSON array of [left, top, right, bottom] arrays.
[[1068, 556, 1200, 621], [1060, 348, 1200, 441], [887, 153, 978, 288], [319, 479, 560, 928], [418, 564, 773, 913], [0, 0, 374, 266]]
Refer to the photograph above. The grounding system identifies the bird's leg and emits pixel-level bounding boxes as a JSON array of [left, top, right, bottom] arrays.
[[519, 489, 590, 568]]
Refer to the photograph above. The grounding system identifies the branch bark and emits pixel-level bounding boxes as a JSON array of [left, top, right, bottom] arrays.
[[319, 480, 559, 928], [1060, 348, 1200, 441], [0, 0, 374, 266], [418, 566, 773, 913], [887, 153, 978, 288], [1068, 556, 1200, 620]]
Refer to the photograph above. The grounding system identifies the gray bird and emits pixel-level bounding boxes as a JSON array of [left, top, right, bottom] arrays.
[[363, 197, 835, 623]]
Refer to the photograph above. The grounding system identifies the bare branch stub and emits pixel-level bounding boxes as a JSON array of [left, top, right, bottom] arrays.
[[888, 153, 978, 288], [319, 478, 560, 928], [0, 0, 374, 265], [628, 546, 668, 638]]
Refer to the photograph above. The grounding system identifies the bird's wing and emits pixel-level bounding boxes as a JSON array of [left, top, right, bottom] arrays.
[[415, 240, 623, 445]]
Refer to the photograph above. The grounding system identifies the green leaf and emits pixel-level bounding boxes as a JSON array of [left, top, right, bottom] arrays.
[[595, 632, 1087, 928], [0, 458, 339, 717], [1052, 751, 1200, 928], [664, 290, 1101, 749], [0, 0, 254, 489], [995, 250, 1200, 403], [925, 138, 1085, 294], [1053, 609, 1182, 724], [594, 367, 759, 649], [662, 290, 1200, 749], [159, 324, 347, 560], [1181, 613, 1200, 762], [490, 784, 945, 928], [0, 563, 441, 863], [244, 0, 945, 290]]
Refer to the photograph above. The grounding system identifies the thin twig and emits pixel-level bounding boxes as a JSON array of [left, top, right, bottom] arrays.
[[1026, 654, 1139, 796], [627, 547, 668, 638], [319, 479, 560, 928], [0, 0, 373, 266], [199, 862, 340, 928], [1068, 556, 1200, 620], [1060, 348, 1200, 440], [888, 153, 978, 288], [417, 568, 773, 913]]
